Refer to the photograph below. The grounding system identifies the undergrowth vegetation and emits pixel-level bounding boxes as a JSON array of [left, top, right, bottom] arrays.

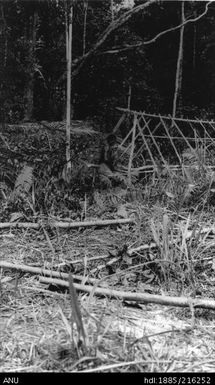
[[1, 122, 215, 219], [1, 122, 215, 372]]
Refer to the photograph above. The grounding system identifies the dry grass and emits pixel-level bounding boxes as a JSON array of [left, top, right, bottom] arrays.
[[1, 202, 215, 372], [2, 119, 215, 373], [1, 281, 215, 372]]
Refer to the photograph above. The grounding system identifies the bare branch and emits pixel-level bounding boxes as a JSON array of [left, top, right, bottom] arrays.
[[71, 0, 157, 78], [0, 218, 134, 229], [101, 1, 213, 55], [172, 0, 185, 118], [40, 276, 215, 310], [2, 261, 215, 309]]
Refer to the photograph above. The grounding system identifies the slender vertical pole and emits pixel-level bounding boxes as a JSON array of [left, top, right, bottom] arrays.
[[127, 83, 132, 110], [172, 1, 185, 118], [128, 114, 137, 186], [66, 2, 73, 182], [110, 0, 114, 22], [83, 0, 88, 55]]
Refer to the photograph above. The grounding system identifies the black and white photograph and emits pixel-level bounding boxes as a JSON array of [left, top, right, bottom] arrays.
[[0, 0, 215, 375]]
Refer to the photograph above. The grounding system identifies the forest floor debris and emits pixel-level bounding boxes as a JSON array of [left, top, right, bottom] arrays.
[[1, 216, 215, 372], [1, 122, 215, 372]]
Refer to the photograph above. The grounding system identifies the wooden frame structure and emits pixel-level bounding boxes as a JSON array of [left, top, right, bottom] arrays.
[[113, 108, 215, 184]]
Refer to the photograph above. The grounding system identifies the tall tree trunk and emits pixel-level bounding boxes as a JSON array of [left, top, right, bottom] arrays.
[[172, 1, 185, 118], [0, 4, 7, 124], [1, 4, 7, 68], [193, 20, 197, 70], [110, 0, 114, 22], [24, 10, 38, 122], [65, 2, 73, 182], [127, 83, 132, 110], [82, 0, 88, 56]]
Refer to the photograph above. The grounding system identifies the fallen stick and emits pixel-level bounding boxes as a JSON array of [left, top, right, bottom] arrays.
[[66, 242, 158, 265], [39, 276, 215, 310], [129, 243, 157, 254], [2, 261, 215, 309], [0, 261, 97, 284], [0, 218, 134, 230], [0, 243, 157, 282]]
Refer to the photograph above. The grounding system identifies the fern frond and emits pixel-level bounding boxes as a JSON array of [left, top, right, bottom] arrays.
[[113, 172, 129, 184], [12, 165, 34, 200], [93, 191, 106, 208], [100, 174, 112, 187]]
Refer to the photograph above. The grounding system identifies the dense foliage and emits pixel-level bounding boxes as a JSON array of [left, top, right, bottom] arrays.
[[0, 0, 215, 126]]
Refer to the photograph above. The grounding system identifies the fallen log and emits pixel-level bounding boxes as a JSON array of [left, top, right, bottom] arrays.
[[40, 277, 215, 310], [0, 261, 97, 284], [39, 276, 215, 310], [1, 261, 215, 310], [0, 218, 134, 230]]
